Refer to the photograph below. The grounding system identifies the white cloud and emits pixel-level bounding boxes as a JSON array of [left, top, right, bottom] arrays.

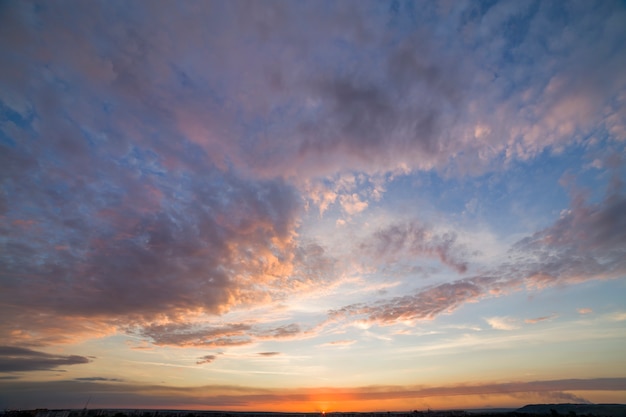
[[340, 193, 369, 215], [486, 316, 520, 331]]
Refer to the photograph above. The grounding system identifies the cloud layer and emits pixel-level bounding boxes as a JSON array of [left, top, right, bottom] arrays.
[[0, 346, 89, 372], [0, 0, 625, 408], [0, 378, 623, 410]]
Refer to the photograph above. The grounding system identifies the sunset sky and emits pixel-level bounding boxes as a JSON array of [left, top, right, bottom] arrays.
[[1, 0, 626, 412]]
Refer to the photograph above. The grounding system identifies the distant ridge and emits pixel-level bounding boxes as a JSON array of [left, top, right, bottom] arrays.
[[517, 404, 626, 417]]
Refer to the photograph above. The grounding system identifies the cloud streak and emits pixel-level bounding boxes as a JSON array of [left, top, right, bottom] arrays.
[[0, 378, 623, 410], [0, 346, 90, 373], [331, 185, 626, 328]]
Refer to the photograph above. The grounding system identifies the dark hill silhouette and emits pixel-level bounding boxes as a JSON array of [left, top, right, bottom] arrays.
[[517, 404, 626, 417]]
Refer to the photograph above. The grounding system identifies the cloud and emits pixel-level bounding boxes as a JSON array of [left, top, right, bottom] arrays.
[[0, 0, 625, 369], [74, 377, 123, 382], [329, 278, 485, 326], [0, 163, 303, 343], [537, 391, 592, 405], [256, 323, 302, 339], [486, 316, 520, 331], [512, 188, 626, 288], [331, 185, 626, 328], [0, 378, 622, 410], [1, 0, 624, 183], [134, 320, 305, 348], [0, 346, 90, 372], [319, 340, 357, 348], [361, 221, 469, 274], [137, 323, 253, 348], [196, 355, 217, 365], [609, 312, 626, 322], [577, 308, 593, 315], [339, 193, 369, 216], [257, 352, 281, 357], [524, 314, 557, 324], [242, 1, 626, 178]]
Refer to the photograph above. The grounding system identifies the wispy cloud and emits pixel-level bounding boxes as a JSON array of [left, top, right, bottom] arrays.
[[524, 315, 557, 325], [486, 317, 520, 331], [196, 355, 218, 365], [361, 221, 470, 273], [257, 352, 281, 357], [318, 340, 357, 348], [137, 322, 253, 348], [329, 185, 626, 328], [74, 377, 123, 382]]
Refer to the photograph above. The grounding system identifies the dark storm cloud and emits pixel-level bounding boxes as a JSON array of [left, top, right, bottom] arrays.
[[0, 346, 90, 372]]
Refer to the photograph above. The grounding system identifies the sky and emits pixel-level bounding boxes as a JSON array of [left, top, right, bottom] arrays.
[[1, 0, 626, 412]]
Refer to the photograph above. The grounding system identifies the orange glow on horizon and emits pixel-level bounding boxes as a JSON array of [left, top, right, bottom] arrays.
[[143, 389, 626, 414]]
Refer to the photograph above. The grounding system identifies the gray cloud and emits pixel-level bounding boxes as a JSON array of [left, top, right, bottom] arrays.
[[257, 352, 281, 357], [135, 320, 304, 348], [1, 0, 624, 182], [511, 188, 626, 288], [137, 323, 252, 348], [256, 323, 301, 339], [333, 186, 626, 327], [361, 221, 469, 274], [329, 278, 486, 325], [0, 346, 90, 373], [74, 377, 123, 382], [0, 1, 306, 346], [196, 355, 217, 365], [0, 163, 303, 344]]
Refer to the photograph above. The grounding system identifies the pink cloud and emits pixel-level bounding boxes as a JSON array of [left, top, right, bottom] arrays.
[[318, 340, 356, 348], [486, 316, 520, 331], [524, 314, 557, 324]]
